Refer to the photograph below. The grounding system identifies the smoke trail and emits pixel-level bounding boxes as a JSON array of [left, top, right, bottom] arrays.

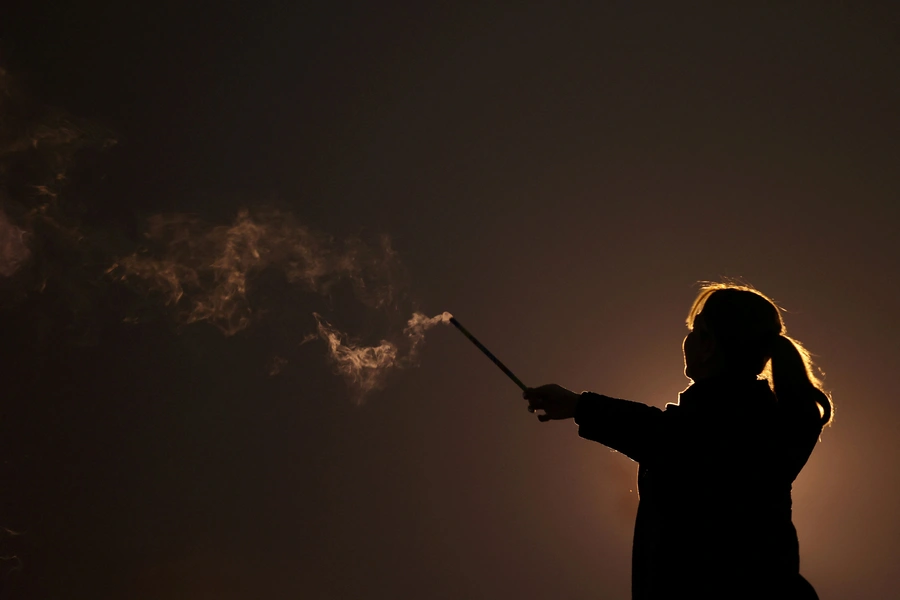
[[0, 209, 29, 277], [315, 311, 452, 400], [0, 66, 118, 340], [105, 203, 448, 399], [314, 313, 399, 398], [107, 208, 447, 398], [1, 65, 449, 399], [403, 311, 454, 359], [0, 67, 116, 206], [108, 210, 406, 336]]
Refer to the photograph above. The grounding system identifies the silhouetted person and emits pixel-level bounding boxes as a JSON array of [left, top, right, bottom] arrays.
[[524, 283, 831, 600]]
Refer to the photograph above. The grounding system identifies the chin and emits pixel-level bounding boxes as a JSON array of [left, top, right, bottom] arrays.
[[684, 367, 698, 384]]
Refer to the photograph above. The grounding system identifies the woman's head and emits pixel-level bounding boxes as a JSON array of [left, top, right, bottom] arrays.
[[684, 284, 783, 380], [683, 282, 833, 425]]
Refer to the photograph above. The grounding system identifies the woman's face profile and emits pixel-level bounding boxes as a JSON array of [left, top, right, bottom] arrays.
[[683, 313, 715, 381]]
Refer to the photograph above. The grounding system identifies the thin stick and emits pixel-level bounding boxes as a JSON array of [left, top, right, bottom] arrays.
[[449, 317, 527, 391]]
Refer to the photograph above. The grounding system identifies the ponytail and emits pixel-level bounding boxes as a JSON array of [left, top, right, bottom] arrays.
[[688, 282, 834, 427], [767, 334, 833, 426]]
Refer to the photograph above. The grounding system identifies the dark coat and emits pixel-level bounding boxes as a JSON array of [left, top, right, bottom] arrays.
[[575, 377, 823, 600]]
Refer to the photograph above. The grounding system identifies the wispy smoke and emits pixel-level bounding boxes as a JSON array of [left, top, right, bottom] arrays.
[[106, 208, 450, 398], [315, 314, 399, 398], [107, 208, 447, 398], [0, 67, 116, 201], [403, 311, 454, 355], [0, 66, 117, 316], [108, 210, 405, 336], [0, 209, 29, 277], [0, 65, 448, 400], [314, 311, 452, 400]]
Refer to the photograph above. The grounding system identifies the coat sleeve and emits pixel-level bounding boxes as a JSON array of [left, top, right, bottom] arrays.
[[574, 392, 666, 463]]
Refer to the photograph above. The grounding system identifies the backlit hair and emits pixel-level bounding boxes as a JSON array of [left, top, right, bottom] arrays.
[[687, 282, 833, 426]]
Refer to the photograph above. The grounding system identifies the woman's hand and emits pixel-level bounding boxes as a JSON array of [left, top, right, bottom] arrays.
[[523, 384, 580, 422]]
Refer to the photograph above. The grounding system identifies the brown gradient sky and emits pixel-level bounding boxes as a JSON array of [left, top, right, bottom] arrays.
[[1, 2, 899, 598]]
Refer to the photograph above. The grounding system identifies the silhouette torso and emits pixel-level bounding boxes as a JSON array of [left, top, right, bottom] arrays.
[[575, 378, 822, 600]]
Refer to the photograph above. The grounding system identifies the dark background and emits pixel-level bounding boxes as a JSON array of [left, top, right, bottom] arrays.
[[1, 2, 899, 598]]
